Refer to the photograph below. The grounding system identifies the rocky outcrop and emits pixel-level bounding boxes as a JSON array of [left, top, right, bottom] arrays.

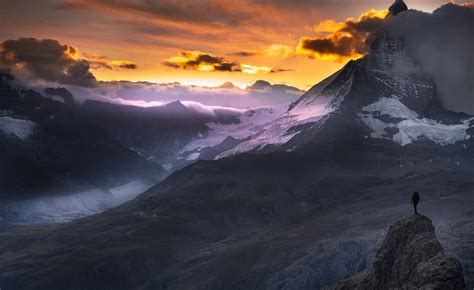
[[326, 215, 466, 289]]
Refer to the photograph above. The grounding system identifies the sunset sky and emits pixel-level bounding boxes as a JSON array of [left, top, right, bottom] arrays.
[[0, 0, 455, 90]]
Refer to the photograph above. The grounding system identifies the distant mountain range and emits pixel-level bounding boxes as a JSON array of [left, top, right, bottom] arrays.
[[0, 74, 273, 223], [1, 72, 307, 223]]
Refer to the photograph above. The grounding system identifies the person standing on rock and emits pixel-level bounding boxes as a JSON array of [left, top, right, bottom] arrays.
[[411, 192, 420, 214]]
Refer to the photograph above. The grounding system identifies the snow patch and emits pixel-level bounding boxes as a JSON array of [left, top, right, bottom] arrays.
[[216, 115, 304, 157], [186, 152, 200, 160], [360, 97, 472, 146], [0, 116, 37, 140]]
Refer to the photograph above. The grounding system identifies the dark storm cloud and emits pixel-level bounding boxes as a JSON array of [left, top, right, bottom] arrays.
[[0, 37, 96, 87], [299, 37, 355, 57], [386, 3, 474, 114]]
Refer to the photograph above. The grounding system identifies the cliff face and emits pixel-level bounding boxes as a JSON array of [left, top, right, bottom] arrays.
[[326, 215, 466, 290]]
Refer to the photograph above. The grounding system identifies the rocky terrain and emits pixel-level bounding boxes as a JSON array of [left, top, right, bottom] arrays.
[[326, 214, 466, 289], [0, 152, 473, 289]]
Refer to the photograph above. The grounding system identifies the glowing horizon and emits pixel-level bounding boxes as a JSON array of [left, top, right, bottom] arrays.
[[0, 0, 456, 90]]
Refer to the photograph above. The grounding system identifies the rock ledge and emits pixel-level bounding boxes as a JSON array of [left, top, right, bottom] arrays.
[[326, 215, 466, 289]]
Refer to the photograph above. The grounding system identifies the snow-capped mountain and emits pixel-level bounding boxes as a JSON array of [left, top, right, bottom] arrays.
[[184, 32, 473, 161]]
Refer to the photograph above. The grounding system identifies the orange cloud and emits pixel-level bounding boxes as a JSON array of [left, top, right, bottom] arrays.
[[296, 9, 389, 62], [64, 45, 80, 60], [231, 44, 294, 58], [163, 51, 290, 74], [264, 44, 294, 57], [110, 60, 138, 69], [163, 51, 241, 72], [240, 64, 272, 74], [82, 53, 137, 70]]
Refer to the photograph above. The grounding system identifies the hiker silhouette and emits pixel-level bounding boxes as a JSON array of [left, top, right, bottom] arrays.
[[411, 192, 420, 214]]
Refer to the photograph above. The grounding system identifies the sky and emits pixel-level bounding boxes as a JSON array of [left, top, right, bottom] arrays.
[[0, 0, 452, 90]]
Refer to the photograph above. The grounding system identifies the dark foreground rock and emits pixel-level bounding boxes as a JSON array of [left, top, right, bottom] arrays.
[[326, 214, 466, 290], [1, 153, 473, 289]]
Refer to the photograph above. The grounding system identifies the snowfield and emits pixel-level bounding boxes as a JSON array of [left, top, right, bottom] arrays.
[[179, 104, 288, 159], [0, 116, 37, 140], [2, 180, 150, 225]]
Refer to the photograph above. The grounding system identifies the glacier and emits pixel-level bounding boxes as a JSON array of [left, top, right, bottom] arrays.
[[359, 96, 472, 146], [1, 180, 150, 225]]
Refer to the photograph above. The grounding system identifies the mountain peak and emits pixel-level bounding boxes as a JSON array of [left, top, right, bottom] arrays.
[[248, 80, 272, 91], [389, 0, 408, 16], [218, 81, 238, 89], [326, 214, 466, 289], [157, 100, 193, 114]]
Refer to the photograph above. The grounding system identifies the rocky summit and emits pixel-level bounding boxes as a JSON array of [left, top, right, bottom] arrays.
[[326, 215, 466, 290]]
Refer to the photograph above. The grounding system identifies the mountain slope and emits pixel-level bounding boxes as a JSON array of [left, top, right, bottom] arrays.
[[0, 153, 473, 289]]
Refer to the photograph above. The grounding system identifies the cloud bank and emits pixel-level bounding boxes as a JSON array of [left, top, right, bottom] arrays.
[[386, 3, 474, 114], [0, 38, 138, 87], [67, 80, 304, 109]]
